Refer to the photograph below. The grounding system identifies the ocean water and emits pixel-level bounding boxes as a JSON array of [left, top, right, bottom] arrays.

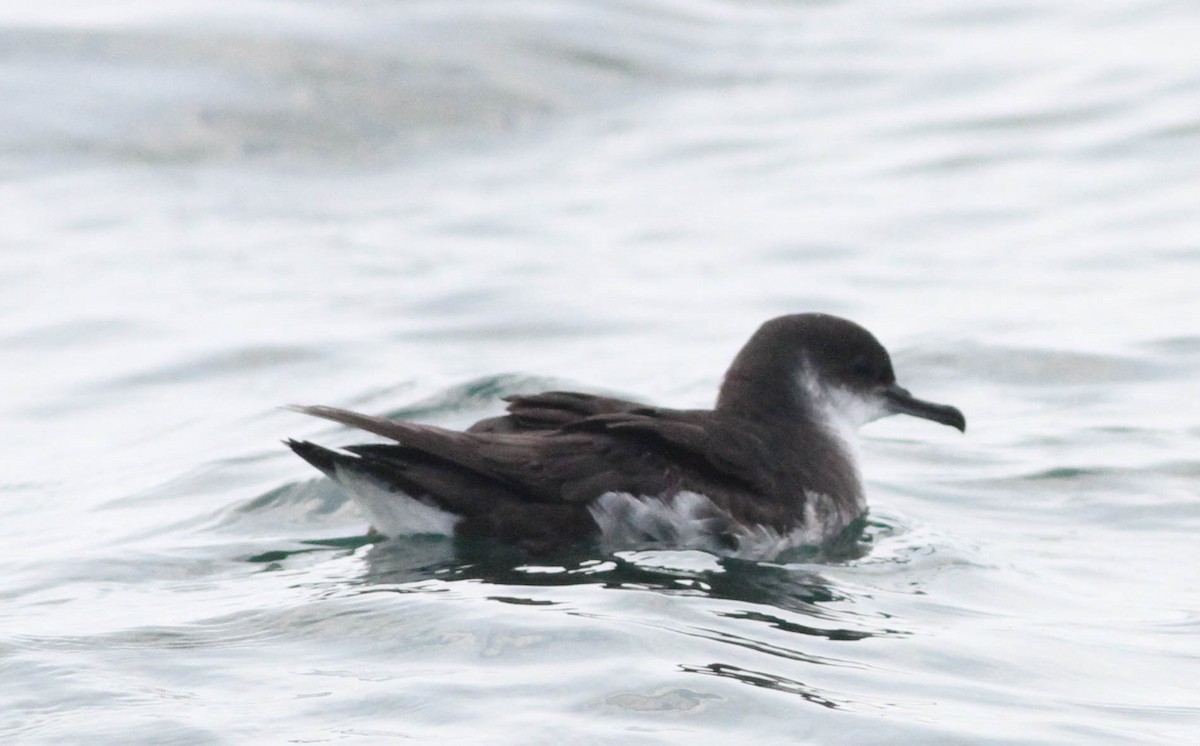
[[3, 1, 1199, 743]]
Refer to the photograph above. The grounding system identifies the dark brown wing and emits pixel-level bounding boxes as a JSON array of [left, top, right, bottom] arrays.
[[288, 402, 762, 506], [288, 404, 678, 505], [466, 391, 654, 433], [464, 391, 763, 490], [561, 410, 762, 490]]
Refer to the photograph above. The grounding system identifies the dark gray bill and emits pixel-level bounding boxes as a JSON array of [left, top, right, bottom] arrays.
[[882, 385, 966, 432]]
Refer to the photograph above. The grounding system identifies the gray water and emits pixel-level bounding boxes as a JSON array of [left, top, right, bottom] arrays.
[[3, 1, 1199, 743]]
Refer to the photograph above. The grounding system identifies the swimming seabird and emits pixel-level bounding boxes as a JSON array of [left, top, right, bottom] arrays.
[[286, 313, 965, 558]]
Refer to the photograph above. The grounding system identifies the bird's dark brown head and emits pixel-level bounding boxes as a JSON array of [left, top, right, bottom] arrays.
[[717, 313, 965, 432]]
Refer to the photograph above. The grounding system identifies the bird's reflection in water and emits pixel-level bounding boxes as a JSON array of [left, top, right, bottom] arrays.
[[337, 533, 876, 623], [248, 531, 899, 710]]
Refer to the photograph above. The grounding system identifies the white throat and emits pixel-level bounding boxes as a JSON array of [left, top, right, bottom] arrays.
[[795, 362, 889, 432]]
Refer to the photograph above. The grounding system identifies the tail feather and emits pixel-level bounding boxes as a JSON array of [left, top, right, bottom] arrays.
[[284, 410, 601, 552], [284, 439, 342, 478], [284, 405, 427, 444], [286, 404, 499, 479], [285, 438, 510, 518]]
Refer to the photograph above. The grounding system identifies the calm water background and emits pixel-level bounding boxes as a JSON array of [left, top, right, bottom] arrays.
[[3, 1, 1198, 743]]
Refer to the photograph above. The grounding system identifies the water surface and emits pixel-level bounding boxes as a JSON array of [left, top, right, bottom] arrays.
[[3, 1, 1199, 743]]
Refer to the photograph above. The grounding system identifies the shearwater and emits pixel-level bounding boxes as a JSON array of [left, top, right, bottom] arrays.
[[286, 313, 965, 559]]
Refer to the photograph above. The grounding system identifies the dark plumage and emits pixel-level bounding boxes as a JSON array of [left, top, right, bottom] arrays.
[[286, 313, 965, 558]]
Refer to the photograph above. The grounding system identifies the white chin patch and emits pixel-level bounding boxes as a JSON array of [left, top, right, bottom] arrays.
[[824, 386, 889, 429], [795, 366, 888, 432], [331, 464, 459, 538], [588, 491, 845, 560]]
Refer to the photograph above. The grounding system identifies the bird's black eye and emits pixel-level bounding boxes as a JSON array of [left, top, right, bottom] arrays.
[[850, 358, 873, 378]]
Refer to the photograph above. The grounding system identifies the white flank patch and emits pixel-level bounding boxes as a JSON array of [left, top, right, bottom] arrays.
[[331, 464, 459, 537], [588, 491, 847, 561]]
